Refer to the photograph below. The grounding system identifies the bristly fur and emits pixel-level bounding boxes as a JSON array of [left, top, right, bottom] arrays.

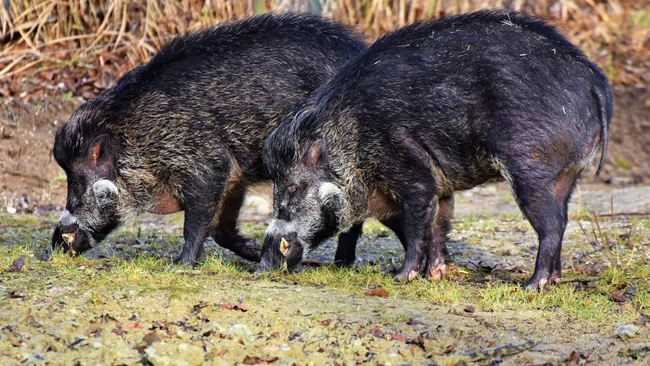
[[264, 10, 612, 182], [52, 12, 367, 264], [55, 12, 368, 172], [262, 10, 613, 288]]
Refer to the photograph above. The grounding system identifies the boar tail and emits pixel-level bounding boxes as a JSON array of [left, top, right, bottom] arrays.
[[593, 87, 611, 176]]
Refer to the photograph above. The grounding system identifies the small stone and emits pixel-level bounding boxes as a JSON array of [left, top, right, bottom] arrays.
[[145, 342, 205, 366], [243, 195, 268, 208], [256, 203, 271, 216], [11, 256, 25, 272], [6, 207, 17, 214], [91, 341, 103, 349], [464, 305, 476, 313], [224, 324, 253, 345], [615, 324, 639, 340]]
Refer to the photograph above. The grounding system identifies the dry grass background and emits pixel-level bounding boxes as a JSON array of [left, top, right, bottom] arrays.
[[0, 0, 648, 102]]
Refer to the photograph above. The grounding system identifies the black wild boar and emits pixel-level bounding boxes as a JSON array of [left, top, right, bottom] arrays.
[[260, 10, 612, 290], [51, 13, 367, 266]]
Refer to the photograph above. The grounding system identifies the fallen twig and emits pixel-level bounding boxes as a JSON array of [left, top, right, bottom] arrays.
[[562, 278, 597, 284], [463, 340, 535, 362], [596, 212, 650, 217], [438, 340, 535, 364], [0, 16, 57, 44]]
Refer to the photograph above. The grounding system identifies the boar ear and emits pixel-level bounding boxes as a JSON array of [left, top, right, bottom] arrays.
[[307, 139, 327, 169], [87, 135, 111, 169]]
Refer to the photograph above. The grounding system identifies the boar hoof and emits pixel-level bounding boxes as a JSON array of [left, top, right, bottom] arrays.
[[427, 264, 446, 281], [524, 277, 549, 292], [236, 240, 262, 262], [551, 272, 562, 285], [407, 269, 418, 282], [394, 269, 418, 283], [42, 251, 53, 261], [257, 260, 272, 273], [173, 255, 198, 268]]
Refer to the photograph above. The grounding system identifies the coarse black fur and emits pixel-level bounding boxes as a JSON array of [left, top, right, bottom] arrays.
[[51, 12, 367, 265], [261, 10, 613, 290]]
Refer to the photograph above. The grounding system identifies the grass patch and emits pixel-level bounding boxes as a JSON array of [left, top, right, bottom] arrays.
[[0, 213, 44, 227], [1, 213, 647, 327], [570, 204, 595, 221], [362, 219, 390, 235], [270, 263, 647, 324], [239, 221, 267, 244], [0, 244, 645, 326]]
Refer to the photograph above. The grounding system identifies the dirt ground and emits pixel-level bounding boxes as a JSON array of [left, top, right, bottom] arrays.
[[1, 182, 649, 365], [1, 88, 650, 365]]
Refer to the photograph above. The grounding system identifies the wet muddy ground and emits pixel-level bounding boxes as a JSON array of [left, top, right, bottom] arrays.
[[1, 183, 649, 365]]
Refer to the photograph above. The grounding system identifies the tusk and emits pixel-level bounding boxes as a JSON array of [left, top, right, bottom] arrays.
[[280, 237, 290, 256], [62, 233, 75, 245]]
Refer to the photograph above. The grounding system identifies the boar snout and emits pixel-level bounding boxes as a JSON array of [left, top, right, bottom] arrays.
[[259, 222, 302, 272], [51, 211, 93, 255], [51, 223, 77, 252]]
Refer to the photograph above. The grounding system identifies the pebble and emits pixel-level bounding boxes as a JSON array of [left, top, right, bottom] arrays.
[[615, 324, 639, 340], [145, 342, 205, 366], [224, 324, 253, 345], [243, 195, 268, 207], [91, 341, 103, 349], [256, 203, 271, 216], [244, 195, 272, 216], [6, 206, 17, 214]]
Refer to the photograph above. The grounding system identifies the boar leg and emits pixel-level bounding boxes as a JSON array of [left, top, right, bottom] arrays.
[[512, 169, 578, 291], [211, 183, 262, 262], [334, 223, 363, 267], [393, 195, 438, 283], [382, 214, 433, 273], [335, 215, 419, 268], [177, 207, 218, 267], [175, 177, 224, 267], [425, 195, 454, 280], [550, 169, 580, 285], [335, 215, 419, 269], [381, 214, 408, 250]]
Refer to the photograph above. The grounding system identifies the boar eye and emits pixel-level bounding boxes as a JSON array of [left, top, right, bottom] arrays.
[[287, 185, 297, 194]]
